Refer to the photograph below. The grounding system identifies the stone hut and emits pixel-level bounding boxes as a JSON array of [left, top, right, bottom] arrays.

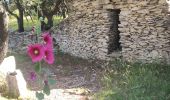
[[54, 0, 170, 63]]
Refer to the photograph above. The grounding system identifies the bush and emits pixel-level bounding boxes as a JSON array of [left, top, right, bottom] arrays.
[[95, 59, 170, 100]]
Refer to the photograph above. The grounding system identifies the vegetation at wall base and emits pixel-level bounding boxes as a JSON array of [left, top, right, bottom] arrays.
[[9, 16, 63, 32], [94, 59, 170, 100]]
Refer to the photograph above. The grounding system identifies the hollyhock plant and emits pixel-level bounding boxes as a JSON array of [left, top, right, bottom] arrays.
[[27, 30, 56, 99], [27, 15, 56, 99], [42, 32, 53, 48], [43, 46, 54, 64], [27, 44, 44, 62]]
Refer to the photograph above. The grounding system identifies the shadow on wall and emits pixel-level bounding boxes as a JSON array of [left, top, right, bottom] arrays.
[[107, 9, 122, 54]]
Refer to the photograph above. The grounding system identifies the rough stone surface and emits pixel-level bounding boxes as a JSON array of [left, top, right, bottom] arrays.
[[53, 0, 170, 63], [0, 72, 7, 93]]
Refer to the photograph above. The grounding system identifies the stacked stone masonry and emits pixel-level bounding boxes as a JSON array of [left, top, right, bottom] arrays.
[[53, 0, 170, 63]]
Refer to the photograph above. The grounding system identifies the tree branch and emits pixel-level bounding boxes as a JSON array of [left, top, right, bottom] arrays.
[[2, 0, 18, 19], [51, 0, 62, 15]]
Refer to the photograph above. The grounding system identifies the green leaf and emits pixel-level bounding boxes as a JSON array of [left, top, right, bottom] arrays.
[[34, 63, 41, 73], [36, 26, 41, 34], [39, 17, 44, 21], [36, 92, 44, 100], [48, 78, 56, 85], [43, 84, 50, 96]]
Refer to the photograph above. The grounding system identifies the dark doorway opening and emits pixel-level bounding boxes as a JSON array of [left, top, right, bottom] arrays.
[[107, 9, 121, 54]]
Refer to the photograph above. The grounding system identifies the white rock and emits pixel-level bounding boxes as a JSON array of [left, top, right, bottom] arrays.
[[0, 56, 16, 76]]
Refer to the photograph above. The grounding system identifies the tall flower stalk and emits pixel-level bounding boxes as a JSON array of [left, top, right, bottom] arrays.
[[27, 1, 56, 99]]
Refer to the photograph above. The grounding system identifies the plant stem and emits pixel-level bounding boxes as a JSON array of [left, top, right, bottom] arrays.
[[38, 61, 42, 89]]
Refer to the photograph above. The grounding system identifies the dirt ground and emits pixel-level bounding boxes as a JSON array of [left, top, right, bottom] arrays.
[[3, 31, 105, 100], [7, 51, 104, 100]]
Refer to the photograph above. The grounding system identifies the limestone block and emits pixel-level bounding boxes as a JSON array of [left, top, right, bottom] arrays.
[[97, 38, 107, 42], [103, 0, 110, 4], [138, 1, 148, 5], [120, 32, 130, 36], [0, 56, 16, 76], [120, 11, 131, 16], [92, 1, 100, 7], [6, 70, 28, 98], [118, 28, 129, 32], [137, 9, 149, 14], [103, 4, 114, 9], [150, 50, 159, 58], [159, 0, 167, 4], [129, 45, 136, 48]]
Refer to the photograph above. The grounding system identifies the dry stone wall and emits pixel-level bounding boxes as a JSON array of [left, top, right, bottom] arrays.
[[54, 0, 170, 63], [112, 0, 170, 62], [54, 0, 110, 60]]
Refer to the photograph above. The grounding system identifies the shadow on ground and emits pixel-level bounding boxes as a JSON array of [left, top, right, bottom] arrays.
[[5, 52, 104, 100]]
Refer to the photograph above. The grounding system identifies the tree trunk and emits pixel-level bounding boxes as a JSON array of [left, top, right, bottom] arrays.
[[47, 15, 53, 28], [17, 10, 24, 32], [62, 10, 66, 19], [0, 6, 8, 64]]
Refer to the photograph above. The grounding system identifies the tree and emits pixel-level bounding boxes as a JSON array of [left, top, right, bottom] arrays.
[[0, 3, 8, 64], [40, 0, 63, 28], [3, 0, 24, 32], [32, 0, 67, 29], [29, 0, 66, 30]]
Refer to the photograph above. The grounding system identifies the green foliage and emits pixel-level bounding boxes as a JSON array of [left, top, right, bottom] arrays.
[[35, 25, 41, 34], [36, 92, 44, 100], [48, 78, 56, 85], [9, 16, 62, 31], [40, 0, 58, 11], [43, 84, 50, 96], [95, 60, 170, 100], [34, 62, 41, 73]]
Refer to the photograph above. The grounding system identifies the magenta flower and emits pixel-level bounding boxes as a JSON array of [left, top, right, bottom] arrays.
[[27, 44, 44, 62], [42, 32, 53, 48], [43, 47, 54, 64], [30, 72, 36, 81]]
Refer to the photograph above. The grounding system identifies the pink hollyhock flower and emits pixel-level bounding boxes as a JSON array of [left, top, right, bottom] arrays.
[[42, 32, 53, 48], [27, 44, 44, 62], [43, 47, 54, 64]]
